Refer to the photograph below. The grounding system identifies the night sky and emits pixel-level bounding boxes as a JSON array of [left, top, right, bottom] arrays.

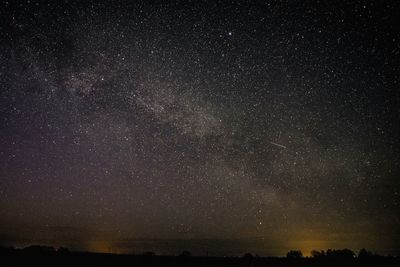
[[1, 0, 399, 257]]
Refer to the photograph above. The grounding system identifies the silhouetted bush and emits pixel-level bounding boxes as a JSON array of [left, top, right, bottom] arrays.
[[358, 248, 373, 258], [326, 249, 355, 259], [286, 250, 303, 259], [311, 250, 326, 258], [23, 245, 55, 253]]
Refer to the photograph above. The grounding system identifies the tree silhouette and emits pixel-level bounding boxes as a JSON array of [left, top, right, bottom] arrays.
[[286, 250, 303, 259], [358, 248, 373, 258], [326, 249, 355, 259], [22, 245, 55, 253], [311, 250, 326, 258]]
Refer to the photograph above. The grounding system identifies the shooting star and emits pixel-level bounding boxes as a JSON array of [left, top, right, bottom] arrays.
[[270, 141, 287, 149]]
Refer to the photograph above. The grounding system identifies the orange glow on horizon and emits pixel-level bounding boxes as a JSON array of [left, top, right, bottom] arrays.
[[85, 240, 114, 254]]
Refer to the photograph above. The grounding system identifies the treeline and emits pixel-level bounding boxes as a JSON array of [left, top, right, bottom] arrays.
[[286, 248, 386, 259], [0, 245, 394, 259]]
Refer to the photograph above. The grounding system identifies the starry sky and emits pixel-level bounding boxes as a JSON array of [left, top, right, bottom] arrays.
[[0, 0, 399, 257]]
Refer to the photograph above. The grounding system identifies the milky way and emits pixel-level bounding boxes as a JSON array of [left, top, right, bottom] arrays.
[[0, 1, 399, 256]]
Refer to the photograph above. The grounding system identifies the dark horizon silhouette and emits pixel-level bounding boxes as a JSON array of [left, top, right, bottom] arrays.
[[1, 244, 400, 267]]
